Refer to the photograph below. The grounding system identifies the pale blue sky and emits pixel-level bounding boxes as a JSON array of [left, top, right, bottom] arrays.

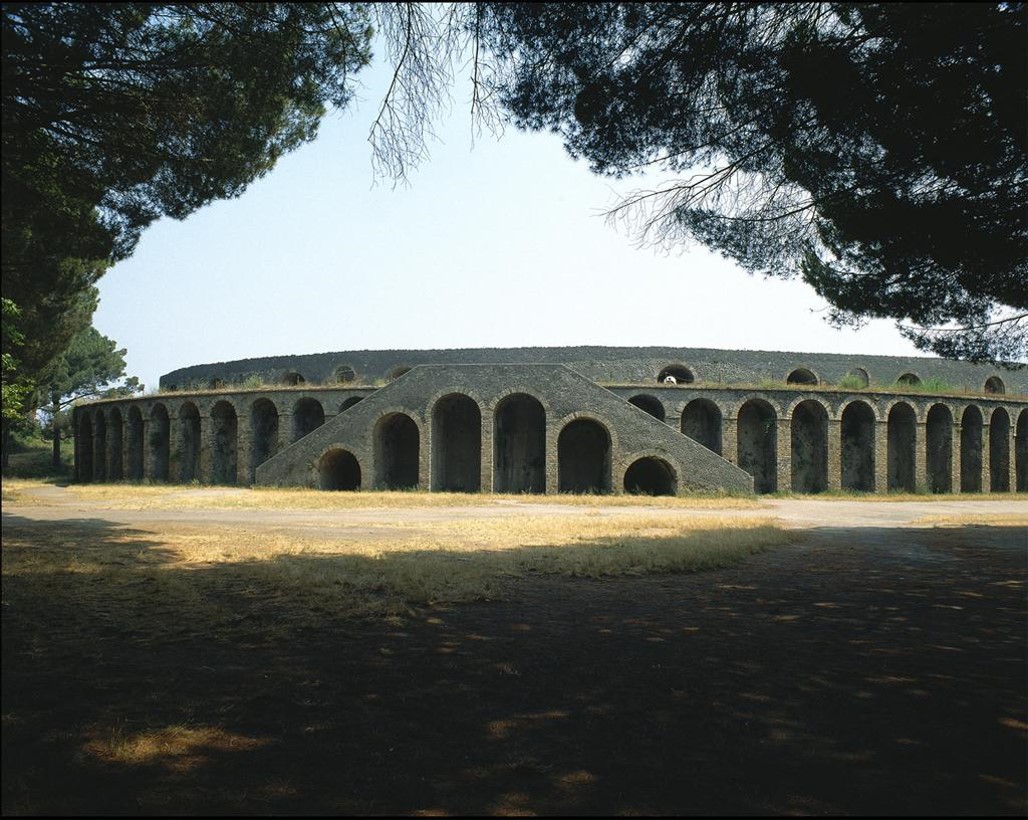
[[93, 57, 924, 391]]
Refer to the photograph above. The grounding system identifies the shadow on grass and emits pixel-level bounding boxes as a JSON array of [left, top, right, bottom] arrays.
[[2, 516, 1026, 816]]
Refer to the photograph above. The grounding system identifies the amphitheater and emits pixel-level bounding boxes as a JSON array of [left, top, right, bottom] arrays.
[[73, 346, 1028, 496]]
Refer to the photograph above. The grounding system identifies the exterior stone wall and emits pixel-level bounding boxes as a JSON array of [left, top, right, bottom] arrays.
[[159, 346, 1028, 396], [75, 354, 1028, 496]]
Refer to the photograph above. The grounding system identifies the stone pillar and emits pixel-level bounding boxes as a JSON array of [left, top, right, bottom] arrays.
[[951, 421, 962, 493], [545, 426, 559, 494], [874, 421, 889, 494], [1008, 421, 1018, 493], [981, 422, 991, 494], [666, 411, 682, 433], [480, 410, 494, 493], [827, 418, 842, 492], [722, 417, 738, 467], [277, 412, 293, 453], [198, 414, 211, 484], [144, 417, 156, 480], [776, 418, 791, 494], [915, 421, 928, 493], [237, 423, 253, 486]]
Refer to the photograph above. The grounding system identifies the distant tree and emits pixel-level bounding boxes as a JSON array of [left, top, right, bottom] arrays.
[[37, 325, 141, 469], [472, 3, 1027, 362], [1, 2, 374, 389]]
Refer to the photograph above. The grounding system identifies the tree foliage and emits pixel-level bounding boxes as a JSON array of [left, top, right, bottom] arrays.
[[473, 2, 1027, 362], [1, 2, 374, 392]]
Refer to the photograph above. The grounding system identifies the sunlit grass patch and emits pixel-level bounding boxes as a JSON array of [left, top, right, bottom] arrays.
[[913, 513, 1028, 528], [83, 724, 268, 770]]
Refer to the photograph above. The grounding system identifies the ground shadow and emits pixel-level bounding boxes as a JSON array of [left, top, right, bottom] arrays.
[[2, 517, 1026, 815]]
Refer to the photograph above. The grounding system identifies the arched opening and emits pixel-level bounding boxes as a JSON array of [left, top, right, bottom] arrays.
[[388, 365, 411, 381], [78, 413, 93, 482], [558, 419, 611, 493], [841, 401, 875, 492], [624, 457, 676, 496], [250, 398, 279, 482], [681, 399, 722, 455], [149, 404, 170, 481], [897, 373, 921, 388], [887, 403, 916, 492], [340, 396, 364, 412], [211, 400, 238, 485], [960, 406, 983, 493], [628, 394, 665, 422], [375, 413, 419, 489], [791, 400, 828, 493], [179, 402, 201, 482], [494, 394, 546, 494], [657, 364, 694, 385], [334, 365, 356, 384], [292, 398, 325, 442], [432, 393, 481, 492], [282, 371, 305, 386], [989, 408, 1010, 492], [984, 376, 1005, 395], [108, 408, 123, 480], [93, 411, 107, 482], [845, 368, 870, 388], [319, 448, 361, 491], [926, 404, 953, 493], [1017, 410, 1028, 492], [737, 400, 777, 494], [126, 406, 144, 480], [787, 367, 818, 386]]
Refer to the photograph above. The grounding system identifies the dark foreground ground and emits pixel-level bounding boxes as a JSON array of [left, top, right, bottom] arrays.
[[3, 523, 1026, 816]]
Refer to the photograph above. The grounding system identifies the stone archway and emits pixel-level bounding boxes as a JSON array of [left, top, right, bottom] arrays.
[[292, 398, 325, 442], [960, 406, 983, 493], [250, 398, 279, 483], [682, 399, 722, 455], [93, 411, 107, 482], [624, 457, 676, 496], [211, 400, 238, 485], [319, 449, 361, 491], [126, 406, 144, 480], [628, 394, 665, 422], [494, 394, 545, 494], [179, 402, 201, 482], [841, 401, 875, 492], [926, 404, 953, 493], [150, 404, 170, 481], [431, 394, 481, 492], [737, 400, 776, 494], [375, 413, 419, 489], [887, 403, 916, 492], [558, 419, 611, 494], [1017, 410, 1028, 492], [989, 408, 1010, 492], [108, 408, 123, 480], [791, 400, 828, 493]]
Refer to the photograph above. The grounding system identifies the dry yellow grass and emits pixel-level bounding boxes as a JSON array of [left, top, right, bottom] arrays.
[[2, 513, 791, 620], [913, 513, 1028, 528]]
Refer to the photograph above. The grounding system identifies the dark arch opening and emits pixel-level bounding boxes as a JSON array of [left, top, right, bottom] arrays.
[[791, 400, 828, 493], [282, 371, 305, 386], [494, 394, 545, 493], [990, 408, 1010, 492], [897, 373, 921, 387], [388, 365, 411, 381], [628, 394, 665, 422], [292, 398, 325, 442], [93, 411, 107, 482], [250, 399, 280, 483], [558, 419, 611, 493], [375, 413, 419, 489], [108, 408, 123, 480], [340, 396, 364, 412], [738, 400, 777, 494], [319, 449, 361, 491], [657, 364, 694, 385], [960, 406, 983, 493], [78, 413, 93, 482], [211, 401, 238, 485], [432, 394, 481, 492], [926, 404, 953, 493], [1017, 410, 1028, 492], [787, 368, 818, 386], [334, 365, 356, 384], [150, 404, 170, 481], [681, 399, 722, 455], [624, 457, 676, 496], [841, 401, 875, 492], [179, 402, 201, 482], [984, 376, 1005, 395], [887, 403, 916, 492], [126, 407, 144, 480]]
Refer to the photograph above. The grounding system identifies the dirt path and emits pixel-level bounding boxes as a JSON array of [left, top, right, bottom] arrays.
[[2, 488, 1026, 815]]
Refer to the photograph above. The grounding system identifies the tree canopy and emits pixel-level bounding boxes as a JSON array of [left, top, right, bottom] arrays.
[[1, 2, 374, 398], [473, 2, 1027, 361]]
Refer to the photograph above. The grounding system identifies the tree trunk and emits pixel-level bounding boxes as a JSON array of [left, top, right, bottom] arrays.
[[1, 418, 10, 470], [51, 398, 62, 470]]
